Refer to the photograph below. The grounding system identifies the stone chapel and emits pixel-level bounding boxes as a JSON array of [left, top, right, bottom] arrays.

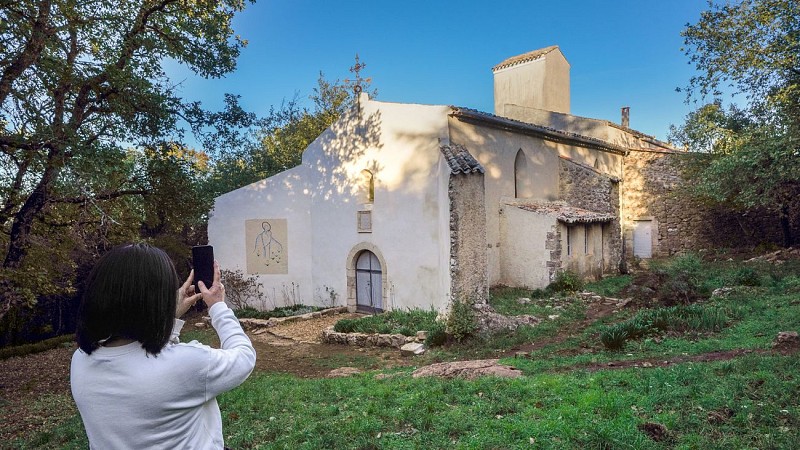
[[209, 46, 698, 313]]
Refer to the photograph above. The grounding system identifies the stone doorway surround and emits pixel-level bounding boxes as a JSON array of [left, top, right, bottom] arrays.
[[345, 242, 388, 312]]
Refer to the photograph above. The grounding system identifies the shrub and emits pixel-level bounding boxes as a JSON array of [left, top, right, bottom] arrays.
[[600, 325, 629, 351], [332, 309, 439, 336], [655, 253, 707, 305], [425, 322, 448, 347], [728, 267, 762, 287], [333, 318, 355, 333], [221, 269, 265, 310], [446, 300, 477, 342], [547, 270, 584, 294], [235, 304, 322, 320]]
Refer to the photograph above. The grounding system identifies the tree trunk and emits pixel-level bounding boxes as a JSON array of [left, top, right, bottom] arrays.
[[3, 144, 65, 269], [780, 204, 794, 248]]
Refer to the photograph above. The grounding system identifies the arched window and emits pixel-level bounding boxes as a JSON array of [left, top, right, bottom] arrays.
[[514, 149, 532, 198], [360, 169, 374, 203]]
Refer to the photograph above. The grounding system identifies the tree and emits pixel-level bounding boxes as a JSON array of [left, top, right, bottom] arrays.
[[0, 0, 255, 321], [671, 0, 800, 246]]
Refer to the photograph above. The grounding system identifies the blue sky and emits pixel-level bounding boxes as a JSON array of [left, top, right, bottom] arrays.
[[168, 1, 710, 142]]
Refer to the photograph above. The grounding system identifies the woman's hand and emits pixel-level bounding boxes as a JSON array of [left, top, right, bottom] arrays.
[[198, 261, 225, 308], [176, 270, 203, 318]]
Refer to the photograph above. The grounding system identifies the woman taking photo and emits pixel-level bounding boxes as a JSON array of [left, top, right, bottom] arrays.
[[71, 243, 256, 449]]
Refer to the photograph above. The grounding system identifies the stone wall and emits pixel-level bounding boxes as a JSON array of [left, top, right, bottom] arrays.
[[558, 157, 622, 272], [622, 149, 799, 258], [545, 225, 562, 282], [449, 173, 489, 304]]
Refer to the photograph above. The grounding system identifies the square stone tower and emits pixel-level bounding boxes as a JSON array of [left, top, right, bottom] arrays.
[[492, 45, 571, 118]]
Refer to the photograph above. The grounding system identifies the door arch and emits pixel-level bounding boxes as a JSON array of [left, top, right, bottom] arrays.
[[346, 242, 388, 313], [355, 250, 382, 313]]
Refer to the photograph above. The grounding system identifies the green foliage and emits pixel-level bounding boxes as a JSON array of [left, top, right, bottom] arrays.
[[446, 300, 477, 342], [653, 253, 707, 305], [0, 334, 74, 360], [672, 0, 800, 247], [424, 322, 448, 347], [0, 0, 256, 321], [599, 304, 735, 350], [547, 270, 584, 294], [207, 73, 373, 196], [585, 275, 633, 297], [234, 304, 322, 320], [220, 268, 265, 310], [332, 309, 439, 337], [727, 266, 763, 287]]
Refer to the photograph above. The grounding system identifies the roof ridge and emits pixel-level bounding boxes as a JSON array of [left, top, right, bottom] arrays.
[[492, 46, 560, 72]]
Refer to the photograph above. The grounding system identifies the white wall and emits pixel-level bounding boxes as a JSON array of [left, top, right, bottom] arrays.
[[208, 166, 314, 309], [499, 204, 555, 288], [304, 98, 453, 311], [212, 97, 455, 311]]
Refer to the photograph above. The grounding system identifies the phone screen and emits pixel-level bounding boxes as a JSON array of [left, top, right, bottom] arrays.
[[191, 245, 214, 292]]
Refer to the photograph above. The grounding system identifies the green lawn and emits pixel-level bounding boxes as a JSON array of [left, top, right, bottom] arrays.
[[16, 256, 800, 449]]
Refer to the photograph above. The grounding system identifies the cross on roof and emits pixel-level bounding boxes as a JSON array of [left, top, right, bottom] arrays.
[[344, 53, 371, 95]]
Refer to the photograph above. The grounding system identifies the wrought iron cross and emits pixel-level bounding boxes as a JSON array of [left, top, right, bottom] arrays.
[[344, 53, 371, 95]]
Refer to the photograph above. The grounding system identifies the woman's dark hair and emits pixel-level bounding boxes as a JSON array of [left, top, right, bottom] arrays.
[[76, 243, 179, 355]]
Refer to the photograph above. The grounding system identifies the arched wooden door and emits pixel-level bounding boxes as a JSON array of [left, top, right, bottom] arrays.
[[355, 250, 382, 313]]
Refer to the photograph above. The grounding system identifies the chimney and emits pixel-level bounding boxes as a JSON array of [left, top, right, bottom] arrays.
[[621, 107, 630, 128]]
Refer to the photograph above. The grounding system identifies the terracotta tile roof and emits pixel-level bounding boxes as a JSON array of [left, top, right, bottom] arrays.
[[440, 143, 485, 175], [506, 200, 616, 224], [449, 107, 628, 155], [492, 46, 560, 72]]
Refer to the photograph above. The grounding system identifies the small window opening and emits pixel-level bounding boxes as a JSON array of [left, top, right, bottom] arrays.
[[360, 169, 374, 203]]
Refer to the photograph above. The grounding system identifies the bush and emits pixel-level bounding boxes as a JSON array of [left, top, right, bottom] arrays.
[[599, 304, 733, 349], [235, 304, 322, 320], [425, 322, 448, 347], [547, 270, 584, 294], [446, 300, 477, 342], [654, 253, 707, 305], [728, 267, 762, 287], [332, 309, 439, 337], [600, 325, 629, 351], [221, 269, 265, 310]]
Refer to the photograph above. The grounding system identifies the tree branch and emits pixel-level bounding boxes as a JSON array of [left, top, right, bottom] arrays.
[[0, 0, 54, 105], [51, 189, 149, 204]]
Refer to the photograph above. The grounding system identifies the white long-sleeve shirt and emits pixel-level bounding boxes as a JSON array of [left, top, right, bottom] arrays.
[[71, 302, 256, 449]]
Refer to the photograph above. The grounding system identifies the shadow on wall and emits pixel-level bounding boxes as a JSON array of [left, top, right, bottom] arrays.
[[214, 106, 385, 210], [306, 106, 384, 205]]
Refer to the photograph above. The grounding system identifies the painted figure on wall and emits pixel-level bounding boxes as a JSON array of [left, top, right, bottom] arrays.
[[254, 221, 283, 266], [245, 219, 288, 274]]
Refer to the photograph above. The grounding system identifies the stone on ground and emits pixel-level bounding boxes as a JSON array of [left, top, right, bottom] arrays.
[[412, 359, 522, 379], [401, 342, 426, 356]]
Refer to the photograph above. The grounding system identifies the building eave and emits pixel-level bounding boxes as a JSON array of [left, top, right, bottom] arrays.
[[449, 107, 629, 156]]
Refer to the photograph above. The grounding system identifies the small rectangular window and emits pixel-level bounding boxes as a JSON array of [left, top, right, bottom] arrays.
[[566, 226, 572, 256], [584, 225, 589, 254]]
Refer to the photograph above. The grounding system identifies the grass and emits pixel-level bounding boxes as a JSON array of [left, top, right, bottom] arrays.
[[333, 309, 439, 337], [14, 254, 800, 449]]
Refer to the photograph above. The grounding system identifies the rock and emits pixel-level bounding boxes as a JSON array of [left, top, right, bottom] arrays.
[[711, 287, 734, 298], [194, 322, 206, 328], [773, 331, 799, 350], [401, 342, 426, 356], [416, 330, 428, 341], [412, 359, 523, 379], [517, 297, 532, 304], [327, 367, 362, 378], [547, 314, 560, 320]]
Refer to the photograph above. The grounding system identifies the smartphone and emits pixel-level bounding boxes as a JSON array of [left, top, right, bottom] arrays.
[[191, 245, 215, 292]]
